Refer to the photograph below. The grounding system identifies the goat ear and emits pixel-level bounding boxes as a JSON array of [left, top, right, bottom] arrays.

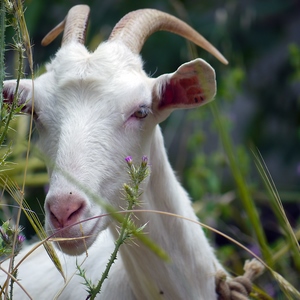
[[152, 58, 216, 122], [2, 79, 33, 114]]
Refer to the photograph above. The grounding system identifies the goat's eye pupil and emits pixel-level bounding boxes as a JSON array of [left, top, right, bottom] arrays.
[[133, 106, 149, 119]]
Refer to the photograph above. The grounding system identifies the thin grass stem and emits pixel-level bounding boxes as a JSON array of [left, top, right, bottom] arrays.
[[210, 101, 273, 265], [0, 0, 5, 115]]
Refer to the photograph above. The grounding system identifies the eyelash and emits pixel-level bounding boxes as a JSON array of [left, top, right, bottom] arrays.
[[132, 105, 150, 119]]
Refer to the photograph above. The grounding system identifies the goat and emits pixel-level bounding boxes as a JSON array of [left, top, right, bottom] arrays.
[[2, 5, 229, 299]]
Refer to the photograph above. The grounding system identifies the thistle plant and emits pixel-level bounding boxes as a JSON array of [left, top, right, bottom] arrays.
[[1, 0, 27, 145], [77, 156, 150, 300], [0, 220, 25, 299], [0, 220, 25, 260], [0, 2, 27, 299]]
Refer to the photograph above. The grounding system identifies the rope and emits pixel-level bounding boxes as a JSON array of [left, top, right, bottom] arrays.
[[215, 259, 265, 300]]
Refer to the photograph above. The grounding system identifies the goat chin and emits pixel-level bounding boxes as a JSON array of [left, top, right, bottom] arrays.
[[47, 215, 109, 256]]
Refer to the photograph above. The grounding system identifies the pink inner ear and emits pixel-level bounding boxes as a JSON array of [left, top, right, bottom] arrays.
[[3, 89, 12, 103], [2, 81, 32, 114], [159, 76, 205, 109]]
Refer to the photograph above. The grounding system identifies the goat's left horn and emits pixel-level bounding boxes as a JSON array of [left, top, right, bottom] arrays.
[[109, 9, 228, 65], [41, 5, 90, 47]]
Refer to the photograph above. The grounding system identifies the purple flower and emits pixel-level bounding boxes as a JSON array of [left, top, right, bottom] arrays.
[[141, 156, 148, 167], [0, 228, 9, 243], [17, 234, 26, 244], [125, 156, 133, 166], [248, 244, 261, 257], [297, 163, 300, 176], [2, 233, 9, 243]]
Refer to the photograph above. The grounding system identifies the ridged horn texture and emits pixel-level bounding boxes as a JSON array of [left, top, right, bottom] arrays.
[[109, 9, 228, 65], [41, 5, 90, 47]]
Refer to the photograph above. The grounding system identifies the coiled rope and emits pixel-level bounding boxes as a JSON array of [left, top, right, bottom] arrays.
[[215, 259, 265, 300]]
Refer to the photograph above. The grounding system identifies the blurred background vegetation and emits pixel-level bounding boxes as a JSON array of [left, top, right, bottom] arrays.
[[1, 0, 300, 299]]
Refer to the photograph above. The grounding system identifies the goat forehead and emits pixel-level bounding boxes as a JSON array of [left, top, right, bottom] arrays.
[[41, 45, 151, 110], [47, 42, 145, 81], [54, 75, 151, 112], [35, 42, 153, 132]]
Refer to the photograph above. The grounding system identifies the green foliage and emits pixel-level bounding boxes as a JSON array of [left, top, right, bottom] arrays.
[[289, 44, 300, 83], [0, 220, 25, 259], [184, 51, 299, 298], [0, 2, 27, 298], [0, 0, 5, 112], [0, 220, 25, 299], [186, 151, 224, 199]]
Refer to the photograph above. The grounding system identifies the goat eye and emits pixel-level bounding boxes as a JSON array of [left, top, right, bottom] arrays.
[[133, 105, 149, 119]]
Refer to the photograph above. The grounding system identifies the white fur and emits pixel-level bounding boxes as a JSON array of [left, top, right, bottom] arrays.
[[1, 39, 224, 299]]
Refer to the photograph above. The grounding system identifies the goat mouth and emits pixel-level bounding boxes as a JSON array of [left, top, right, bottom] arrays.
[[50, 217, 105, 255], [55, 236, 95, 256]]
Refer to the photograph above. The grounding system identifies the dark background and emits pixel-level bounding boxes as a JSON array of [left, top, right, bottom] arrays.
[[3, 0, 300, 298]]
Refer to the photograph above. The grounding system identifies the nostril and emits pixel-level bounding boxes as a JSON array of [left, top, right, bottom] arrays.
[[50, 209, 60, 228], [67, 203, 83, 221], [50, 210, 58, 221], [47, 195, 85, 229]]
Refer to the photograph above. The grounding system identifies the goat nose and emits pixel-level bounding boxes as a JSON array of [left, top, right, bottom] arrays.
[[47, 195, 85, 229]]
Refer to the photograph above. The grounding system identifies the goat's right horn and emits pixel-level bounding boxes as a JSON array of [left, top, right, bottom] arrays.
[[41, 5, 90, 47], [109, 9, 228, 65]]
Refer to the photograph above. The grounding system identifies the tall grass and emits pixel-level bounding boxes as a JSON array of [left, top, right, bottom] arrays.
[[0, 1, 64, 298], [0, 1, 299, 299], [210, 103, 300, 299]]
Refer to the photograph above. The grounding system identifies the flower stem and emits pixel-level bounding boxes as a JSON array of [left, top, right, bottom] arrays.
[[80, 156, 150, 299]]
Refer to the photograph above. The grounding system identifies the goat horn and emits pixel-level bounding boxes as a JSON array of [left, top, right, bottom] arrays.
[[109, 9, 228, 65], [41, 5, 90, 47]]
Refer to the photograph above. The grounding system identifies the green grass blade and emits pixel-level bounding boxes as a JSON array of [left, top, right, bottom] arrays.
[[252, 147, 300, 270], [210, 101, 273, 265], [0, 0, 5, 113]]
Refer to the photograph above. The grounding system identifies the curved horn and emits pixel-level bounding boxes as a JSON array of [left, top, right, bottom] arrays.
[[109, 9, 228, 65], [41, 5, 90, 47]]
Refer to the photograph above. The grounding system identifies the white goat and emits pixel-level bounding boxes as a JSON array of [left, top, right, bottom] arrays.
[[2, 5, 229, 299]]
